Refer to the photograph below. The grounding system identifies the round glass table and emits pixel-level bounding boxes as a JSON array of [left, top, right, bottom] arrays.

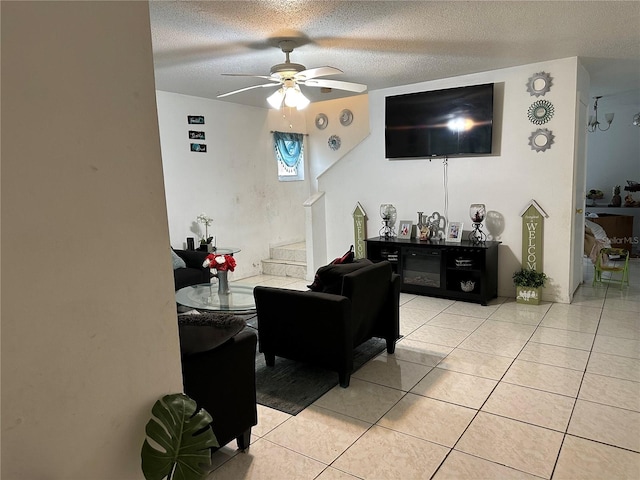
[[211, 247, 241, 255], [175, 283, 256, 313]]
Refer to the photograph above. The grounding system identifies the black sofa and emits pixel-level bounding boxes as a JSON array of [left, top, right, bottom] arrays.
[[253, 260, 400, 387], [178, 314, 258, 450], [173, 249, 210, 290]]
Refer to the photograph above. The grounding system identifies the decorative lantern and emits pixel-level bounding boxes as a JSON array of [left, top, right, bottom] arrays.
[[469, 203, 487, 244], [379, 204, 397, 238]]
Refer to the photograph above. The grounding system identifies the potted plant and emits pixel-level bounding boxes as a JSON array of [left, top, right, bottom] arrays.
[[196, 213, 214, 251], [512, 268, 548, 305], [141, 393, 218, 480]]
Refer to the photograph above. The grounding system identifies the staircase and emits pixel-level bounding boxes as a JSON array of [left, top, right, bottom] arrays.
[[261, 242, 307, 279]]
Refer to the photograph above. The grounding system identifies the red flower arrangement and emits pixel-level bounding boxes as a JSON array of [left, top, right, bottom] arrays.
[[203, 253, 236, 272]]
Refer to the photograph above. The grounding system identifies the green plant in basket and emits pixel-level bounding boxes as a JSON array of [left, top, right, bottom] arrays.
[[512, 268, 548, 287], [141, 393, 218, 480]]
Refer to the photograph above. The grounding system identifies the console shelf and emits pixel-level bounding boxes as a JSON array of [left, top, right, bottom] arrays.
[[366, 237, 500, 305]]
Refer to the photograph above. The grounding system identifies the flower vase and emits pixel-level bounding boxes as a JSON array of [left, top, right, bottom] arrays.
[[217, 270, 230, 295]]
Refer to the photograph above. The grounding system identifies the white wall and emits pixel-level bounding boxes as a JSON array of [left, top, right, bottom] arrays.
[[319, 58, 583, 303], [156, 91, 309, 278], [586, 90, 640, 201], [2, 2, 183, 478]]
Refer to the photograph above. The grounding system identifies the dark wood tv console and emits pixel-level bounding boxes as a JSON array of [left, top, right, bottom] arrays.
[[366, 237, 500, 305]]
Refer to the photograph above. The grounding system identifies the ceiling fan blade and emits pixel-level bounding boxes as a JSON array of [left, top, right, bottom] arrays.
[[217, 82, 281, 98], [221, 73, 279, 81], [294, 66, 343, 80], [302, 79, 367, 93]]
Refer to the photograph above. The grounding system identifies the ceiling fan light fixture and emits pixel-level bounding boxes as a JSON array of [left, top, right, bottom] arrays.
[[220, 40, 366, 108], [267, 88, 285, 109], [268, 85, 309, 110], [289, 86, 310, 109]]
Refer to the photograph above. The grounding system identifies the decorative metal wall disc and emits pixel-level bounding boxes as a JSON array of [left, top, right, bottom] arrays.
[[528, 128, 555, 152], [328, 134, 341, 151], [528, 100, 554, 125], [315, 113, 328, 129], [526, 71, 553, 97], [339, 109, 354, 126]]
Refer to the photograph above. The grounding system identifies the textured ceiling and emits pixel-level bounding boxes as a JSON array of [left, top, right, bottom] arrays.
[[150, 1, 640, 109]]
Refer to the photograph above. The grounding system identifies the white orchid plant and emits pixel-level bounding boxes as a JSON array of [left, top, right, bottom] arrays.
[[196, 213, 213, 244]]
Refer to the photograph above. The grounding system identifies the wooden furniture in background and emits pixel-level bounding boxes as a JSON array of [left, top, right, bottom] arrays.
[[588, 214, 634, 254]]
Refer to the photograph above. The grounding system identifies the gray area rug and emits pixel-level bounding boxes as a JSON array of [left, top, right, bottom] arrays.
[[245, 316, 386, 416]]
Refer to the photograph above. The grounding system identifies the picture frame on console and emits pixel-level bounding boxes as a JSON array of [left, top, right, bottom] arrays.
[[397, 220, 413, 239], [447, 222, 463, 242]]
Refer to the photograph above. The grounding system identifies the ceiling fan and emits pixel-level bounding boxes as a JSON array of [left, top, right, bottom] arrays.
[[217, 40, 367, 109]]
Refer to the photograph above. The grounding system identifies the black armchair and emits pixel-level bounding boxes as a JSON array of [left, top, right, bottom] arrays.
[[254, 260, 400, 387], [178, 315, 258, 450]]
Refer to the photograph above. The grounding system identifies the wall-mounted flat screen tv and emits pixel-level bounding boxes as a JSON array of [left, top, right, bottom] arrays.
[[385, 83, 494, 159]]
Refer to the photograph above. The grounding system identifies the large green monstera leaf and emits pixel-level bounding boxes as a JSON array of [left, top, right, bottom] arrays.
[[141, 393, 219, 480]]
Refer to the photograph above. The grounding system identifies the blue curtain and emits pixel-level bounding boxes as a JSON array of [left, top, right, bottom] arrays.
[[273, 131, 303, 168]]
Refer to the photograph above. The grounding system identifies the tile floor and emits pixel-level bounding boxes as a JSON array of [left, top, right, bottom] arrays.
[[209, 259, 640, 479]]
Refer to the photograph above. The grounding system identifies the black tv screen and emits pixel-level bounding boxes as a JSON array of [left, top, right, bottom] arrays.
[[385, 83, 494, 159]]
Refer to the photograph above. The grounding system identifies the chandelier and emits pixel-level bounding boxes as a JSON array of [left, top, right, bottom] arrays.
[[587, 96, 614, 132]]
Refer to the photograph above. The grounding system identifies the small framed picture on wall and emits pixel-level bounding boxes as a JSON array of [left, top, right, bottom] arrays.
[[447, 222, 463, 242], [190, 143, 207, 153], [397, 220, 413, 240]]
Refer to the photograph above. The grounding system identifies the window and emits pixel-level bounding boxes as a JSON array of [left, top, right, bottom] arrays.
[[273, 131, 304, 181]]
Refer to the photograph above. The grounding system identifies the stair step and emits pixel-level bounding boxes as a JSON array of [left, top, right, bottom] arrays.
[[261, 258, 307, 279], [270, 242, 307, 263]]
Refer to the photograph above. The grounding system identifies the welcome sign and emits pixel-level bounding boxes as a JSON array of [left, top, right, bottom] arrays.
[[352, 202, 368, 259], [520, 200, 548, 272]]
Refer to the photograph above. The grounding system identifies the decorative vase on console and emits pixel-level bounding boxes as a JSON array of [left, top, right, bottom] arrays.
[[417, 212, 430, 241]]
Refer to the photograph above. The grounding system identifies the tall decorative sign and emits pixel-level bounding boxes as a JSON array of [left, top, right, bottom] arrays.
[[520, 200, 548, 272], [352, 203, 368, 260]]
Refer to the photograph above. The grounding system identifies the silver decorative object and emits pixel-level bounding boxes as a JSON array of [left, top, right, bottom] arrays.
[[460, 280, 476, 292], [527, 100, 554, 125], [339, 109, 353, 126], [526, 71, 553, 97], [328, 134, 341, 151], [379, 204, 397, 238], [426, 212, 447, 240], [315, 113, 328, 129], [528, 128, 555, 152]]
